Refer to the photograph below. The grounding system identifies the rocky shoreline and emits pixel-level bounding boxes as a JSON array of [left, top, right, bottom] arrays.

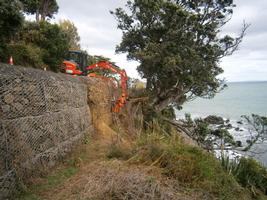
[[177, 114, 267, 165]]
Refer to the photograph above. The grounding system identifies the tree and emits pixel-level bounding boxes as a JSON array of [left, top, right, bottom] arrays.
[[59, 19, 81, 50], [112, 0, 248, 112], [0, 0, 23, 58], [0, 0, 23, 62], [20, 0, 58, 22], [242, 114, 267, 152], [5, 42, 46, 68], [6, 21, 69, 71], [30, 21, 69, 71]]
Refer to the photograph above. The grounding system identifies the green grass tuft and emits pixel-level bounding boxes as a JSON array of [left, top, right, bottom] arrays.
[[17, 166, 79, 200], [106, 143, 132, 160], [124, 132, 251, 199]]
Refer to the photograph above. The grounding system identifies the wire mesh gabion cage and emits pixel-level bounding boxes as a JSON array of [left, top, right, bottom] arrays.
[[0, 64, 93, 199]]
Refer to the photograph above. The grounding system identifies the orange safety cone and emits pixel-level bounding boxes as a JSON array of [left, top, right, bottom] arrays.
[[9, 56, 14, 65]]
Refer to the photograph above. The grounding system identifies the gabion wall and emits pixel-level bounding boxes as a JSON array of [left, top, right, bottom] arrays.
[[0, 64, 93, 199]]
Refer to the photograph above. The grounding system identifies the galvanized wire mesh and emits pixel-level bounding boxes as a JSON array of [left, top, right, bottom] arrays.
[[0, 64, 93, 199]]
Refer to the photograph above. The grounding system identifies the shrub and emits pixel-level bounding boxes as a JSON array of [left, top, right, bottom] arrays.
[[194, 119, 211, 142], [184, 113, 194, 126], [235, 158, 267, 196], [220, 155, 267, 197], [106, 144, 132, 160], [5, 42, 46, 68], [220, 155, 240, 176], [128, 132, 249, 199], [5, 21, 70, 71]]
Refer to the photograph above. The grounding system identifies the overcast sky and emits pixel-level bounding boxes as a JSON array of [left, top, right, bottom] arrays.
[[55, 0, 267, 82]]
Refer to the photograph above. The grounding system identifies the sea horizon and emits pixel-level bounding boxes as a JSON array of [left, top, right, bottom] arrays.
[[176, 81, 267, 120], [227, 80, 267, 83]]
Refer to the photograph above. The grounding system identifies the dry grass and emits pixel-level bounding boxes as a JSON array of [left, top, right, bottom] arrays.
[[41, 160, 208, 200], [15, 105, 255, 200], [18, 136, 210, 200], [17, 135, 253, 200], [105, 132, 253, 200]]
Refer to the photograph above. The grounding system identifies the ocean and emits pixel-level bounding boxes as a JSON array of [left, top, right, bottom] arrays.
[[175, 81, 267, 165], [176, 81, 267, 120]]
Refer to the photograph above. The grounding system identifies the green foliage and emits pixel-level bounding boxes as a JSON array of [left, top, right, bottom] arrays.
[[242, 114, 267, 152], [37, 22, 69, 71], [211, 128, 235, 145], [0, 0, 23, 58], [7, 21, 69, 71], [43, 167, 78, 188], [59, 19, 80, 50], [112, 0, 247, 112], [0, 0, 61, 69], [221, 156, 267, 198], [20, 0, 59, 22], [106, 143, 132, 160], [220, 155, 241, 176], [183, 114, 236, 147], [128, 132, 250, 199], [194, 119, 211, 142], [143, 108, 176, 135], [184, 113, 194, 126], [161, 105, 176, 120], [235, 158, 267, 196], [17, 166, 78, 200], [5, 42, 45, 68]]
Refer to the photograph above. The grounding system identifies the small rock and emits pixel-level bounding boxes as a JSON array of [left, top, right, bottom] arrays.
[[1, 105, 10, 113], [28, 85, 37, 92], [14, 78, 21, 83], [236, 141, 242, 147], [204, 115, 224, 125], [13, 86, 22, 92], [235, 127, 240, 131], [14, 102, 23, 111], [237, 121, 243, 125], [4, 94, 14, 104], [21, 98, 29, 105], [226, 124, 233, 129]]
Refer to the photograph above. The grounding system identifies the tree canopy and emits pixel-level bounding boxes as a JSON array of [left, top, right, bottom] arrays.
[[20, 0, 59, 22], [0, 0, 80, 72], [59, 19, 81, 50], [112, 0, 248, 112], [2, 21, 69, 71], [0, 0, 23, 43]]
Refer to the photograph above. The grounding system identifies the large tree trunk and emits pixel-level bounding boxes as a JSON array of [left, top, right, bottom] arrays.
[[151, 93, 184, 113], [151, 87, 189, 113], [36, 9, 40, 23], [40, 0, 49, 21], [154, 97, 174, 112], [149, 84, 192, 112]]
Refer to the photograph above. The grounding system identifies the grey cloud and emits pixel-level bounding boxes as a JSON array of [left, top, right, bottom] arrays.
[[220, 0, 267, 81], [55, 0, 127, 56]]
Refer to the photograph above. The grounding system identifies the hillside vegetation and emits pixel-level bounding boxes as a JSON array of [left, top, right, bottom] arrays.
[[17, 112, 267, 200]]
